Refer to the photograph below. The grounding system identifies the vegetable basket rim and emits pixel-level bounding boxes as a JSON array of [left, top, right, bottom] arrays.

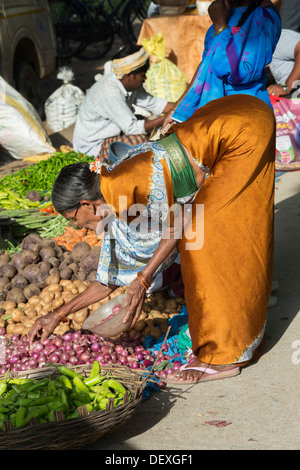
[[0, 363, 146, 450]]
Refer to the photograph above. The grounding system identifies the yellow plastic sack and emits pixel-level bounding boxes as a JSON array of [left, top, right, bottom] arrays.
[[141, 32, 188, 102]]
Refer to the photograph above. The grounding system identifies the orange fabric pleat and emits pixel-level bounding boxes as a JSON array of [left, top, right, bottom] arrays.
[[173, 95, 276, 365]]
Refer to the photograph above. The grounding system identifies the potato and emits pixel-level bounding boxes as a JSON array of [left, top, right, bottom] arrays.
[[54, 324, 70, 336], [61, 292, 75, 303], [150, 326, 162, 339], [2, 300, 17, 310], [139, 311, 147, 321], [24, 307, 37, 319], [46, 274, 60, 285], [71, 321, 82, 331], [52, 297, 64, 309], [21, 316, 35, 328], [10, 308, 25, 323], [165, 299, 178, 310], [73, 308, 88, 323], [28, 295, 41, 307], [6, 322, 24, 335], [133, 319, 147, 332], [45, 284, 63, 293], [141, 325, 151, 337], [41, 291, 55, 304]]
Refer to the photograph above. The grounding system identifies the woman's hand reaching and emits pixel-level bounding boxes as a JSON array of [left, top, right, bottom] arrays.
[[28, 310, 62, 345], [122, 277, 147, 327]]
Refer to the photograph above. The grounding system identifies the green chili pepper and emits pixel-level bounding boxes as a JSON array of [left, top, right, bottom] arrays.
[[27, 392, 41, 400], [15, 407, 27, 429], [47, 397, 64, 411], [0, 406, 10, 413], [16, 397, 32, 407], [91, 385, 109, 394], [8, 378, 31, 385], [88, 360, 100, 379], [57, 389, 69, 410], [26, 404, 50, 420], [47, 380, 57, 395], [0, 397, 15, 406], [106, 379, 126, 395], [26, 378, 49, 392], [12, 384, 23, 394], [29, 396, 54, 407], [83, 374, 103, 387], [84, 403, 93, 413], [0, 412, 6, 425], [67, 410, 79, 420], [0, 383, 7, 396], [56, 375, 73, 389], [70, 392, 91, 404], [98, 397, 109, 410], [57, 365, 77, 379], [73, 376, 90, 394], [47, 409, 56, 422]]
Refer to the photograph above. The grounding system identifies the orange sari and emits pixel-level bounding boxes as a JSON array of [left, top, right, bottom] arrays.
[[100, 94, 276, 366], [174, 95, 276, 365]]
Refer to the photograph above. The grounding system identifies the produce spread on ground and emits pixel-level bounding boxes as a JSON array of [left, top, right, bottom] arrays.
[[0, 151, 187, 436]]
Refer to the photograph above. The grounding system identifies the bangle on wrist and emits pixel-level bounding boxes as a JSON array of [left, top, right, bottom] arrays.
[[54, 307, 68, 323], [282, 84, 290, 94], [214, 25, 228, 36], [137, 271, 152, 290]]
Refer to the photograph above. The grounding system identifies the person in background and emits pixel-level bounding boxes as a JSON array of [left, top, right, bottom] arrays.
[[267, 29, 300, 97], [162, 0, 281, 128], [73, 44, 174, 160]]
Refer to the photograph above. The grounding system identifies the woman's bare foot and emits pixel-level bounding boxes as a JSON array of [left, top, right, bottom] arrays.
[[175, 358, 239, 383]]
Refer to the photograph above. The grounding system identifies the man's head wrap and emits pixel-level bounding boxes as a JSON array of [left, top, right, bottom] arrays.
[[111, 47, 149, 79]]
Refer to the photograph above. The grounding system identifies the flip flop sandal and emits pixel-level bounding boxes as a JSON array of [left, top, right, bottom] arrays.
[[165, 364, 240, 385]]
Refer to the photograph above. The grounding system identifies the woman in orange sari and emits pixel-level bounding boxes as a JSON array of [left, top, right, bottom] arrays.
[[28, 94, 276, 384]]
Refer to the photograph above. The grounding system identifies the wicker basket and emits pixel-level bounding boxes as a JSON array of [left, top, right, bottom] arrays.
[[0, 363, 147, 450]]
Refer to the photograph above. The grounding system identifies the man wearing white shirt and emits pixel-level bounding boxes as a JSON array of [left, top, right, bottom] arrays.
[[73, 44, 174, 159], [267, 29, 300, 97]]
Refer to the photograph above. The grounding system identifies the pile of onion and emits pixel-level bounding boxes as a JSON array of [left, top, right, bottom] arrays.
[[0, 328, 184, 388]]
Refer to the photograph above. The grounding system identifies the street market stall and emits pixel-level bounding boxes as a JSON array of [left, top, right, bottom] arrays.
[[0, 149, 189, 448]]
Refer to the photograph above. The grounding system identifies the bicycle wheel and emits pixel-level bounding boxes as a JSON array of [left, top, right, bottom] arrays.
[[120, 0, 150, 43], [75, 4, 115, 61], [49, 0, 87, 59]]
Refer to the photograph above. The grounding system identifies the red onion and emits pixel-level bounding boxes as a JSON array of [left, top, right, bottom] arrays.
[[143, 359, 152, 368], [130, 361, 139, 369], [157, 380, 166, 389], [91, 342, 100, 352], [48, 353, 60, 363]]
